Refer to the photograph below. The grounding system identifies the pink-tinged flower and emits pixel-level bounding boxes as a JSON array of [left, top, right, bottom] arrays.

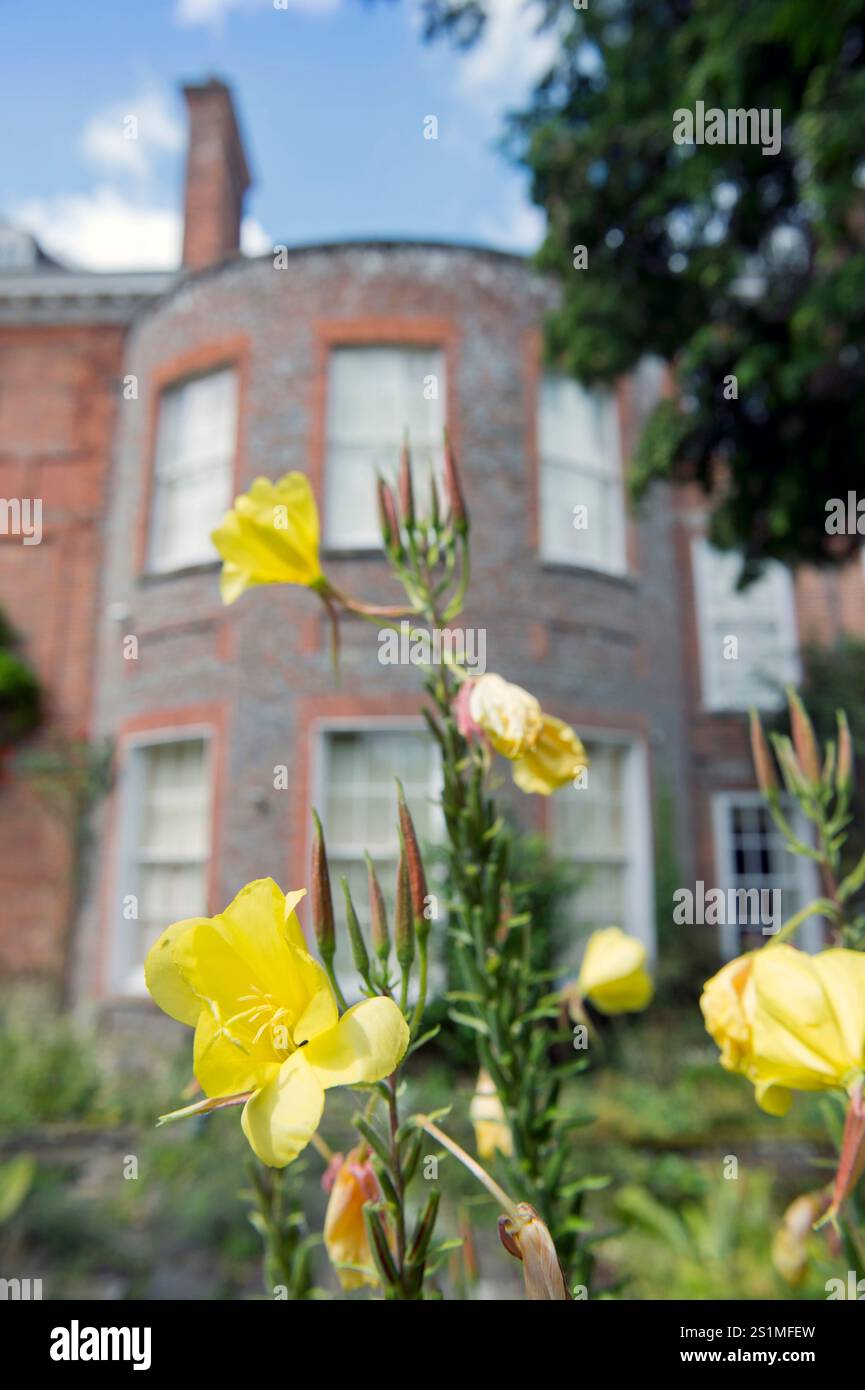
[[323, 1146, 385, 1290], [454, 678, 485, 744]]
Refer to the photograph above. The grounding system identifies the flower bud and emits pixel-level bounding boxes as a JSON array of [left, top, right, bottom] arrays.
[[787, 687, 820, 785], [749, 709, 777, 796], [311, 809, 335, 961], [470, 1069, 513, 1158], [365, 851, 390, 961], [772, 734, 808, 797], [443, 428, 469, 535], [376, 476, 392, 547], [340, 875, 371, 984], [377, 476, 402, 558], [837, 709, 854, 793], [399, 435, 415, 528], [324, 1147, 384, 1291], [396, 779, 428, 928], [394, 837, 414, 972], [429, 470, 441, 531]]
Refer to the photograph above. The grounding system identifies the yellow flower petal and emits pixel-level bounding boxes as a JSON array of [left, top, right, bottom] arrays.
[[468, 674, 542, 759], [193, 1006, 278, 1098], [211, 472, 323, 604], [702, 944, 865, 1113], [751, 946, 865, 1090], [184, 880, 334, 1034], [294, 985, 339, 1046], [143, 916, 209, 1026], [512, 715, 586, 796], [811, 950, 865, 1067], [578, 926, 654, 1014], [219, 561, 251, 606], [241, 1051, 325, 1168], [304, 997, 409, 1090]]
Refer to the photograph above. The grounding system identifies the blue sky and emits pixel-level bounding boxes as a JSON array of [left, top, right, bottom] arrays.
[[0, 0, 554, 270]]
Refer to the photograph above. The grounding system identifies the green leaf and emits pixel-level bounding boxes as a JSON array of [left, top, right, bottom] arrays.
[[447, 1009, 490, 1035]]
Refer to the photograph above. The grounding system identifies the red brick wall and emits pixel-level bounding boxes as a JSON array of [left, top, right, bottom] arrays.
[[0, 323, 125, 977]]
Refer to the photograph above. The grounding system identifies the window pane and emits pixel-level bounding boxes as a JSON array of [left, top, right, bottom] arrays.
[[325, 347, 446, 548], [149, 368, 237, 572], [538, 373, 623, 570], [321, 729, 440, 970], [695, 541, 798, 710], [551, 740, 632, 967], [721, 797, 807, 951], [126, 739, 211, 981]]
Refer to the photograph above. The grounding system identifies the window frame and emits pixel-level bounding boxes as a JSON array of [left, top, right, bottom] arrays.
[[309, 717, 443, 984], [322, 342, 448, 553], [549, 729, 655, 962], [145, 365, 240, 576], [711, 790, 822, 960], [537, 371, 627, 576], [311, 715, 443, 860], [109, 724, 216, 996], [691, 537, 800, 712]]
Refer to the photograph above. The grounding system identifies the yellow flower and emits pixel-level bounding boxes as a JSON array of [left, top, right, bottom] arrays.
[[701, 945, 865, 1116], [211, 472, 325, 605], [468, 674, 542, 758], [144, 878, 409, 1167], [576, 926, 654, 1014], [466, 673, 586, 795], [511, 715, 587, 796], [469, 1069, 513, 1159], [323, 1147, 383, 1291], [699, 951, 758, 1080]]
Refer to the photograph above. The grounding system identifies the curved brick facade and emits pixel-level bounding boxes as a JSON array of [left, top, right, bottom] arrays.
[[75, 242, 696, 999]]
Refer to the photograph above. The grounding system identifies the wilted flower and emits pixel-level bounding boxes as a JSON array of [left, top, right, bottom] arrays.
[[575, 926, 654, 1015], [470, 1069, 513, 1158], [498, 1204, 570, 1300], [211, 472, 326, 605], [323, 1147, 384, 1290], [144, 878, 409, 1166], [701, 945, 865, 1116], [772, 1192, 825, 1287], [468, 673, 541, 758], [462, 672, 586, 795]]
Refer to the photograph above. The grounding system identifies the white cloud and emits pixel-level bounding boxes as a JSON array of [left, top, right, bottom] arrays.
[[475, 185, 545, 253], [454, 0, 558, 117], [240, 217, 273, 255], [13, 186, 271, 272], [80, 91, 183, 181], [12, 189, 182, 270], [175, 0, 340, 26]]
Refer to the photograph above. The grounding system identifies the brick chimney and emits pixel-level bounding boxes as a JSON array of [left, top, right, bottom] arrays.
[[181, 79, 251, 273]]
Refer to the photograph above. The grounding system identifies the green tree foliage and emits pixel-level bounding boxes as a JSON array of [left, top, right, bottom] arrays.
[[0, 609, 40, 746], [421, 0, 865, 578], [781, 638, 865, 884]]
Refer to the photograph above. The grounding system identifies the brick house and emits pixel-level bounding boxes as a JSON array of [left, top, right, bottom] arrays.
[[2, 78, 863, 1002]]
